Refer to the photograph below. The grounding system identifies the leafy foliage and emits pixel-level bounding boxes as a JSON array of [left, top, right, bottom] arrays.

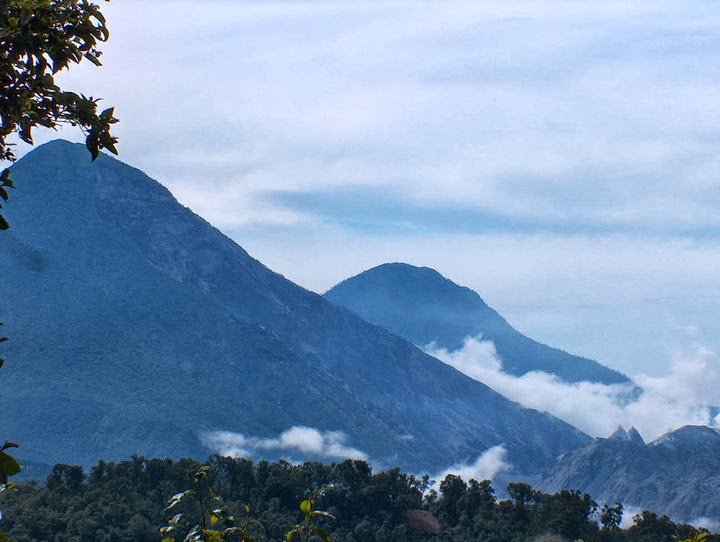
[[285, 491, 335, 542], [160, 465, 265, 542], [0, 0, 118, 228]]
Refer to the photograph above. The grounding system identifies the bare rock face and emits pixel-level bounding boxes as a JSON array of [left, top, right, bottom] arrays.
[[540, 425, 720, 522], [0, 140, 589, 475]]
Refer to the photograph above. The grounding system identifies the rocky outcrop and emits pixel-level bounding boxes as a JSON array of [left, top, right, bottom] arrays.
[[540, 425, 720, 521]]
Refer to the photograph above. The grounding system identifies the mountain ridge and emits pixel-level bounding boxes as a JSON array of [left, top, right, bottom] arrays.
[[324, 262, 629, 385], [540, 424, 720, 521], [0, 140, 590, 475]]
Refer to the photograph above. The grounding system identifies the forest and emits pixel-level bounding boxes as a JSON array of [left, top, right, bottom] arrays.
[[0, 455, 716, 542]]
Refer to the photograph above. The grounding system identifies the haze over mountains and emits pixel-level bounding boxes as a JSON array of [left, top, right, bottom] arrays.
[[3, 140, 719, 523], [322, 265, 720, 522], [0, 140, 588, 476]]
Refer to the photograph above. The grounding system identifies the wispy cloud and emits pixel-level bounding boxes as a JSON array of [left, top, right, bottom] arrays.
[[37, 0, 720, 236], [202, 426, 368, 461], [427, 336, 720, 441]]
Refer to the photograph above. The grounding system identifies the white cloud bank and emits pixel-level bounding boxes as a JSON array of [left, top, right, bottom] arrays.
[[427, 337, 720, 441], [431, 445, 510, 486], [203, 426, 368, 462], [205, 426, 510, 487]]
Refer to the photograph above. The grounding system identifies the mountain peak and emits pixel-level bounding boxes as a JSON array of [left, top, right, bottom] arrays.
[[607, 426, 645, 446], [348, 262, 449, 281], [18, 139, 90, 166], [326, 262, 482, 303], [325, 263, 630, 385], [651, 425, 720, 448]]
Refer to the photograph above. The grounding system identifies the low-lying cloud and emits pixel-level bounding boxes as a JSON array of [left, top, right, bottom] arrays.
[[427, 336, 720, 442], [203, 426, 368, 461], [431, 445, 510, 486]]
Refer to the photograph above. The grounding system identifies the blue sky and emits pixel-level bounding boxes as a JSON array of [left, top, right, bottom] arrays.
[[20, 1, 720, 378]]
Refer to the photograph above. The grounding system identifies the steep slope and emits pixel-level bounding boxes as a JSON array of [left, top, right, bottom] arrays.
[[540, 425, 720, 521], [324, 263, 629, 385], [0, 140, 590, 474]]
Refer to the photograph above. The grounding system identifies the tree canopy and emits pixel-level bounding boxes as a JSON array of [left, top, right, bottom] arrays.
[[1, 456, 717, 542], [0, 0, 118, 229]]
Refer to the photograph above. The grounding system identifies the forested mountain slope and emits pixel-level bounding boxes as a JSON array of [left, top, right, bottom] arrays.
[[0, 140, 589, 474]]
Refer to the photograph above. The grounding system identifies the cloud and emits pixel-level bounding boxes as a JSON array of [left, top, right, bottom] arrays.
[[427, 336, 720, 441], [234, 224, 720, 379], [202, 426, 368, 461], [431, 445, 510, 485], [19, 1, 720, 382], [32, 0, 720, 238]]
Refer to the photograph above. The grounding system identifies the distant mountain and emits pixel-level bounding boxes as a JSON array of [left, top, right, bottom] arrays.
[[540, 425, 720, 521], [0, 140, 590, 475], [324, 263, 629, 385]]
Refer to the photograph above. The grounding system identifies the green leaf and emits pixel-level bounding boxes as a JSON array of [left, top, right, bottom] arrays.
[[285, 531, 295, 542], [0, 187, 7, 201], [0, 28, 10, 38], [0, 451, 21, 477], [84, 52, 102, 67], [86, 137, 100, 160], [203, 529, 223, 542], [19, 9, 31, 27], [312, 527, 332, 541], [0, 215, 9, 230], [0, 482, 16, 493], [0, 441, 19, 451], [300, 499, 312, 514], [103, 137, 118, 155], [165, 490, 191, 510]]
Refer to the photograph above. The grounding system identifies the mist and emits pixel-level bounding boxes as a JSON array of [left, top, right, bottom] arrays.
[[202, 426, 368, 462], [427, 336, 720, 441], [430, 445, 510, 487]]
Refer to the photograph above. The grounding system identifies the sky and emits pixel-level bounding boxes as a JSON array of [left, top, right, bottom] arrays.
[[17, 1, 720, 380]]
